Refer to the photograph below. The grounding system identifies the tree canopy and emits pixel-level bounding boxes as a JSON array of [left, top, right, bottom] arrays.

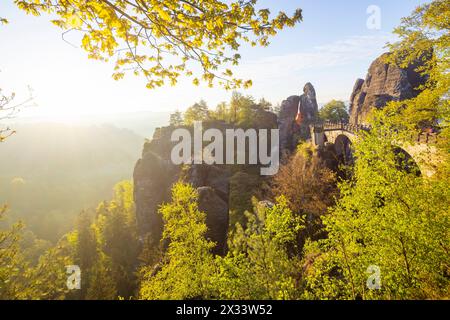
[[302, 0, 450, 299], [13, 0, 302, 89], [319, 100, 349, 123], [183, 99, 210, 125]]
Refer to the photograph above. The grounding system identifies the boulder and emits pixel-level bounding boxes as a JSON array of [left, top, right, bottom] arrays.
[[187, 164, 230, 202]]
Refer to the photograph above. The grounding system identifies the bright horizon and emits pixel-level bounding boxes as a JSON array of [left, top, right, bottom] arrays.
[[0, 0, 428, 121]]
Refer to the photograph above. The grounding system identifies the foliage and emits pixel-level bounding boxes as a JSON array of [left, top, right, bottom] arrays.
[[23, 241, 74, 300], [303, 120, 450, 299], [139, 186, 306, 300], [319, 100, 349, 123], [139, 182, 217, 299], [272, 143, 337, 218], [215, 197, 304, 299], [183, 100, 210, 125], [385, 0, 449, 154], [209, 92, 275, 127], [0, 206, 74, 300], [91, 181, 139, 299], [0, 206, 26, 299], [229, 91, 255, 125], [229, 171, 261, 228], [212, 101, 229, 122], [14, 0, 302, 89], [169, 110, 183, 126]]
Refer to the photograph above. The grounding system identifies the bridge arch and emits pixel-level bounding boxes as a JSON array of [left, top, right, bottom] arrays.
[[311, 122, 439, 177], [396, 143, 439, 177], [334, 134, 354, 165], [392, 146, 421, 176]]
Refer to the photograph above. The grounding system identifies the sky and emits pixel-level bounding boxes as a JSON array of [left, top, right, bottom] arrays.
[[0, 0, 429, 120]]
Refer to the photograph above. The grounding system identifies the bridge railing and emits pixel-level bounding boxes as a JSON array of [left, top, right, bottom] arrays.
[[314, 121, 438, 145], [414, 132, 439, 144], [315, 121, 370, 134]]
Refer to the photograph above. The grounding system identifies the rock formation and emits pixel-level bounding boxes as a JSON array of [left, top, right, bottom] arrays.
[[187, 164, 230, 255], [298, 83, 319, 123], [133, 54, 424, 256], [197, 186, 229, 255], [278, 95, 300, 152], [133, 128, 180, 241], [349, 53, 427, 125], [279, 83, 319, 153], [133, 114, 278, 255], [133, 123, 232, 254]]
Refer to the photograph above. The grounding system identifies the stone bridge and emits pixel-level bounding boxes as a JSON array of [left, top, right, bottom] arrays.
[[310, 122, 440, 177]]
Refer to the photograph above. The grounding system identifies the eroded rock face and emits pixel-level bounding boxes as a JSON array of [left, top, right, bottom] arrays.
[[185, 164, 230, 254], [279, 83, 319, 153], [279, 95, 300, 153], [197, 186, 229, 255], [133, 94, 316, 254], [133, 130, 180, 242], [133, 123, 231, 254], [349, 53, 426, 125], [187, 164, 230, 201], [298, 82, 319, 123]]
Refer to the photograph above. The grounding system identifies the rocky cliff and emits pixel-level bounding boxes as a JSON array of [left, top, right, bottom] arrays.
[[133, 84, 317, 255], [133, 114, 277, 255], [133, 123, 232, 255], [349, 53, 427, 125]]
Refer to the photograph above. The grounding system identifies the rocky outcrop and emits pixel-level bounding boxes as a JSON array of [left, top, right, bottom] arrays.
[[279, 95, 300, 152], [186, 164, 230, 255], [133, 121, 247, 255], [349, 53, 427, 125], [133, 129, 180, 241], [134, 123, 232, 253], [197, 187, 229, 255], [279, 83, 319, 153], [298, 83, 319, 123]]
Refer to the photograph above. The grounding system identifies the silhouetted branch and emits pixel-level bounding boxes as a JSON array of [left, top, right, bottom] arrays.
[[0, 81, 36, 141]]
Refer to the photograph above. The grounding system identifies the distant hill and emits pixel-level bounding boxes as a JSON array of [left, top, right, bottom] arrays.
[[11, 110, 172, 138], [89, 111, 171, 138], [0, 123, 146, 241]]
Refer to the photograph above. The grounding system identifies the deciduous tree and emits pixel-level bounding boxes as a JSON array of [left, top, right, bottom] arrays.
[[139, 182, 217, 299], [14, 0, 302, 89]]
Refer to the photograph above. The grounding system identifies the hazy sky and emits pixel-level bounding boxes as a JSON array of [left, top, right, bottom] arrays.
[[0, 0, 428, 120]]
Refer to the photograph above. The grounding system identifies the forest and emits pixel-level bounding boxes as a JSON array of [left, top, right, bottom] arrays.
[[0, 0, 449, 300]]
